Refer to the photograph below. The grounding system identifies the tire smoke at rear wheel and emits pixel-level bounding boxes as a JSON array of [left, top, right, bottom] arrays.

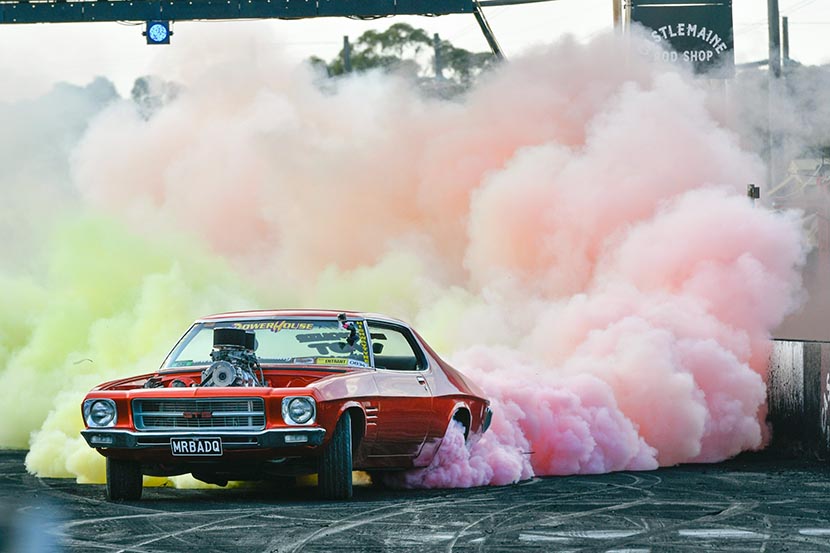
[[318, 411, 353, 500]]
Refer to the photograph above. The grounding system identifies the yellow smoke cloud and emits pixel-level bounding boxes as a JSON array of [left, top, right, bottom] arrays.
[[0, 215, 258, 481], [9, 216, 451, 483]]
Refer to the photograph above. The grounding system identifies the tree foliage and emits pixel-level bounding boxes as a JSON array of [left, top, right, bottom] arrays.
[[131, 75, 180, 120], [311, 22, 495, 90]]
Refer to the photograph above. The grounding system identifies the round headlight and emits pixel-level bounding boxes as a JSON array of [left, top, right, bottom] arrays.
[[86, 400, 116, 427], [284, 397, 315, 425]]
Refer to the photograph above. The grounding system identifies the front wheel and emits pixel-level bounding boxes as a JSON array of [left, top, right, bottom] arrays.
[[318, 412, 353, 500], [106, 458, 143, 501]]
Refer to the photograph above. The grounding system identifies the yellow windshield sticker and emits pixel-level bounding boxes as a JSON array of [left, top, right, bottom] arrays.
[[316, 358, 349, 365], [356, 323, 370, 365], [232, 321, 314, 332]]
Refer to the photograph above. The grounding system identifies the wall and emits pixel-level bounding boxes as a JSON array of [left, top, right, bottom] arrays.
[[768, 339, 830, 456]]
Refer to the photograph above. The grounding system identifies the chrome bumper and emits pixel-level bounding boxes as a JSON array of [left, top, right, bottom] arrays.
[[81, 428, 325, 449]]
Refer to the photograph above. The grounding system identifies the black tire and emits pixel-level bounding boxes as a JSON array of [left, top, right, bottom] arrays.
[[106, 458, 143, 501], [318, 411, 353, 500]]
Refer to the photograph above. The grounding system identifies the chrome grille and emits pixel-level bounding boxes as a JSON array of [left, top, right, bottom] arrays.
[[132, 398, 266, 431]]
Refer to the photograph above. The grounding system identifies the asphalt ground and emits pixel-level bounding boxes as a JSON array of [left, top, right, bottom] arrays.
[[2, 450, 830, 552]]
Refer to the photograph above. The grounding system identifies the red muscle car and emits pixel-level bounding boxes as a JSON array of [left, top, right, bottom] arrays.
[[81, 310, 492, 500]]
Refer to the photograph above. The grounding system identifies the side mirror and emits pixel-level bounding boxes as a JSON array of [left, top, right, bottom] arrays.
[[373, 343, 384, 354]]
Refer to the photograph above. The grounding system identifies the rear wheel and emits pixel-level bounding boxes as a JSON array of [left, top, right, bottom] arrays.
[[318, 411, 353, 500], [106, 458, 143, 501]]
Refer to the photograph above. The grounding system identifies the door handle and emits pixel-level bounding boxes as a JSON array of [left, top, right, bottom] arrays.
[[416, 376, 427, 385]]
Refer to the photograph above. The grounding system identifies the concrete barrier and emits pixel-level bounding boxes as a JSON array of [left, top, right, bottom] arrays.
[[768, 340, 830, 456]]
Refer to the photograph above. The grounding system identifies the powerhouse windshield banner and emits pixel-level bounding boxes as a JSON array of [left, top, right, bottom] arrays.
[[631, 0, 734, 77]]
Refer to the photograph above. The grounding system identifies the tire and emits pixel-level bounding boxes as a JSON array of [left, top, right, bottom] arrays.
[[106, 458, 143, 501], [318, 411, 353, 500]]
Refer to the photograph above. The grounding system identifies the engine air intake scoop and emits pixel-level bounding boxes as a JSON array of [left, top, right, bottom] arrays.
[[213, 328, 248, 348]]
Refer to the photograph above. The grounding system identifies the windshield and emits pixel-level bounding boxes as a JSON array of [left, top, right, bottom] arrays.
[[163, 318, 370, 369]]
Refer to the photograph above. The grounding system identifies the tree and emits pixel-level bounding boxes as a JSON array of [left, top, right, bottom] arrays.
[[131, 75, 180, 120], [437, 38, 497, 88], [312, 22, 495, 91]]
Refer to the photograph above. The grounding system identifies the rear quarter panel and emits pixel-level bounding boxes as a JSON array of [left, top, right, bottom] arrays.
[[409, 333, 491, 465]]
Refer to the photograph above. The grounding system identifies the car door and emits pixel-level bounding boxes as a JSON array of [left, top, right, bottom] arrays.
[[367, 321, 434, 459]]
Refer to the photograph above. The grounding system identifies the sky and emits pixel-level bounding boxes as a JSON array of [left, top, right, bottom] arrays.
[[0, 0, 827, 99]]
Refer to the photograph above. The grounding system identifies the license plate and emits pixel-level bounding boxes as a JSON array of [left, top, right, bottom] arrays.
[[170, 437, 223, 456]]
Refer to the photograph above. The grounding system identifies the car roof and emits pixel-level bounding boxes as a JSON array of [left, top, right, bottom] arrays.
[[197, 309, 408, 327]]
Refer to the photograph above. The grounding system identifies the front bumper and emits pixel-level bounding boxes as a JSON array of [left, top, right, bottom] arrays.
[[81, 428, 326, 450]]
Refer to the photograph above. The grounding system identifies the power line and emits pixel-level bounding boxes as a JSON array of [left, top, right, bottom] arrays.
[[785, 0, 820, 14], [735, 0, 821, 29]]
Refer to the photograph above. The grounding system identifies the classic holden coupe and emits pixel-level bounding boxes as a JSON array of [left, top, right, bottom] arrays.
[[81, 310, 492, 500]]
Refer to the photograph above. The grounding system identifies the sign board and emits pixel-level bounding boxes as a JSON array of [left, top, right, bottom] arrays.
[[631, 1, 734, 77]]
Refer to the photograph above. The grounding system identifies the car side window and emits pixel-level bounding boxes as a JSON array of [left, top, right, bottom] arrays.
[[368, 323, 425, 371]]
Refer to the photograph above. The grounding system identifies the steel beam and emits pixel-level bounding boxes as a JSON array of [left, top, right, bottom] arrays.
[[473, 0, 504, 61], [0, 0, 474, 24]]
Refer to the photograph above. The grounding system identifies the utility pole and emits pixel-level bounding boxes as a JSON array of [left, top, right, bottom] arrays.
[[782, 16, 790, 69], [343, 35, 352, 73], [768, 0, 781, 78], [612, 0, 622, 31], [767, 0, 781, 193], [433, 33, 444, 79]]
